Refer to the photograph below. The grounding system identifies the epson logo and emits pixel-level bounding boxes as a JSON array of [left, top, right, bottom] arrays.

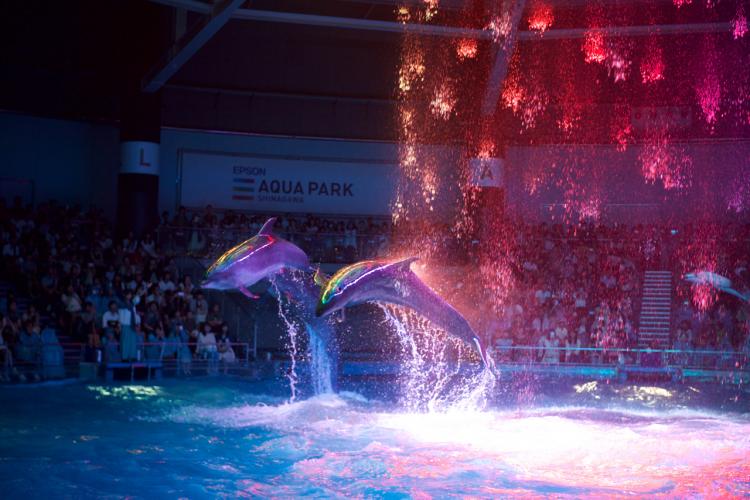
[[233, 166, 266, 176]]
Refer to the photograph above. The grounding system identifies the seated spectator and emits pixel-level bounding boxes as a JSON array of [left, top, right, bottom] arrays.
[[197, 323, 217, 359], [217, 323, 236, 364], [145, 324, 165, 361], [102, 327, 121, 363], [16, 320, 42, 366], [40, 324, 65, 378], [84, 322, 102, 363]]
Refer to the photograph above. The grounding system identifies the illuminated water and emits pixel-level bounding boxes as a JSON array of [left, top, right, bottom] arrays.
[[1, 377, 748, 498]]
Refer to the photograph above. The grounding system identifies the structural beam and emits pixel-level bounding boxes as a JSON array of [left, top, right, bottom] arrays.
[[142, 0, 246, 93], [481, 0, 525, 116], [149, 0, 733, 41]]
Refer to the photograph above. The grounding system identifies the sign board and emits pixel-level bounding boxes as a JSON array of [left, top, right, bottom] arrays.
[[179, 150, 397, 215], [121, 141, 160, 175], [468, 157, 503, 188]]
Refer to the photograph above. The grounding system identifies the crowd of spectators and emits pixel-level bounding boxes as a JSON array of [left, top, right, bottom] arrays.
[[0, 199, 239, 381], [158, 205, 391, 263], [1, 196, 749, 380], [458, 223, 645, 364]]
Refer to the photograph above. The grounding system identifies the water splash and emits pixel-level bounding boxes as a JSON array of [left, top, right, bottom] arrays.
[[271, 279, 300, 403], [379, 304, 495, 412], [306, 324, 334, 395]]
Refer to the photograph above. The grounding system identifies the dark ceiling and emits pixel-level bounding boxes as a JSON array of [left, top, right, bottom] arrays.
[[1, 0, 747, 142]]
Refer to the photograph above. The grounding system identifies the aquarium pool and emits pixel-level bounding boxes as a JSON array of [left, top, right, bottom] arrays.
[[0, 377, 749, 498]]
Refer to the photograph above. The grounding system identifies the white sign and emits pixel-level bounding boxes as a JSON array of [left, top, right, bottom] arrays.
[[121, 141, 160, 175], [179, 150, 397, 215], [469, 157, 503, 188]]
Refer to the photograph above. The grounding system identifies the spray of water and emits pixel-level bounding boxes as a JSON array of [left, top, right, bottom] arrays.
[[379, 304, 496, 412], [271, 279, 299, 403], [305, 324, 334, 395]]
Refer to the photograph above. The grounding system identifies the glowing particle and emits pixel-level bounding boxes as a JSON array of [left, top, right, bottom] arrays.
[[528, 2, 554, 34], [456, 38, 478, 60], [486, 13, 512, 43], [672, 0, 692, 7], [396, 5, 410, 24], [694, 39, 722, 127], [423, 0, 439, 21], [733, 4, 748, 39], [583, 30, 607, 64], [641, 40, 665, 83], [429, 84, 456, 120]]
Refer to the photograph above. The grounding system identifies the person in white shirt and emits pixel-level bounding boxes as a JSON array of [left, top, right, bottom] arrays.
[[102, 301, 120, 330], [158, 272, 176, 292], [197, 323, 217, 359]]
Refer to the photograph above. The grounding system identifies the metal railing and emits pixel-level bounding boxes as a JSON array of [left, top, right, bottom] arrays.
[[488, 345, 748, 371], [1, 341, 257, 381]]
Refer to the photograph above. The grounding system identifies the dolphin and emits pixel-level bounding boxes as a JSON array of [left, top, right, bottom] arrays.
[[315, 257, 492, 367], [202, 217, 310, 298], [202, 217, 338, 392], [684, 271, 749, 302]]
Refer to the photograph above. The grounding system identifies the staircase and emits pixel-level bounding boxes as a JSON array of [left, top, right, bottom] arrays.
[[638, 270, 673, 348]]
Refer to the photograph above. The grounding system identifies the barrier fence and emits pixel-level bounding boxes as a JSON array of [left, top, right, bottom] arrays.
[[3, 341, 747, 383]]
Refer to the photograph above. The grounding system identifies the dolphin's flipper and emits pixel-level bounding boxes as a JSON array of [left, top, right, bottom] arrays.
[[258, 217, 277, 236], [238, 286, 260, 299]]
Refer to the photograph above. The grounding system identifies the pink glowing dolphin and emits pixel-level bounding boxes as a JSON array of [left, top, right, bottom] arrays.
[[684, 271, 749, 302], [202, 217, 310, 298], [316, 257, 493, 368]]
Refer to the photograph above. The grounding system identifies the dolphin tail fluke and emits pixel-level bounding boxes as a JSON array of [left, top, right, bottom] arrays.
[[258, 217, 277, 236]]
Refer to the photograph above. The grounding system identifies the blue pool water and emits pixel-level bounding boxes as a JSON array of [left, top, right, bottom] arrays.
[[1, 376, 749, 498]]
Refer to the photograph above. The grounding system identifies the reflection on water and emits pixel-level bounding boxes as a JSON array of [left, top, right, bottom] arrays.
[[0, 379, 748, 498]]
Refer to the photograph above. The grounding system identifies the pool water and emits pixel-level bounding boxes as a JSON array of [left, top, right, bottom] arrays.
[[1, 377, 749, 498]]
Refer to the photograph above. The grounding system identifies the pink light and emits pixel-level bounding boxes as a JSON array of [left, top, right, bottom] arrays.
[[672, 0, 692, 7], [583, 30, 606, 64], [641, 40, 665, 83], [733, 4, 748, 39], [455, 38, 478, 60], [528, 2, 554, 34], [429, 84, 456, 120]]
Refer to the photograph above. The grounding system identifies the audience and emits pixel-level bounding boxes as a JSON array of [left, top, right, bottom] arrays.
[[0, 196, 748, 382], [0, 199, 242, 381]]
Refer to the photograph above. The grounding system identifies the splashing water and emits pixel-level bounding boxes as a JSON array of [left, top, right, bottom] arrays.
[[271, 279, 300, 403], [379, 304, 495, 412], [306, 324, 334, 395]]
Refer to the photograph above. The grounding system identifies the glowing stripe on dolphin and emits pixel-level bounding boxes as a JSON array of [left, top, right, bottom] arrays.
[[316, 257, 493, 368]]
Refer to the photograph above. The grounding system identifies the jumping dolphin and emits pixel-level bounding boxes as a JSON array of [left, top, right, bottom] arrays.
[[315, 257, 492, 368], [202, 217, 338, 393], [202, 217, 310, 298], [684, 271, 749, 302]]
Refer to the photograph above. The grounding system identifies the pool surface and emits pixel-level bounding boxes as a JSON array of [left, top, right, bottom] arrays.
[[1, 376, 749, 498]]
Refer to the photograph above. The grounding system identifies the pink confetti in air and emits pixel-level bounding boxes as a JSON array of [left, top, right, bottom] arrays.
[[528, 2, 554, 34], [732, 6, 748, 39]]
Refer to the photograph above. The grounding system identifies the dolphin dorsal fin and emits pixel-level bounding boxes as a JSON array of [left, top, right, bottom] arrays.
[[313, 266, 330, 287], [258, 217, 277, 236], [393, 256, 419, 271]]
